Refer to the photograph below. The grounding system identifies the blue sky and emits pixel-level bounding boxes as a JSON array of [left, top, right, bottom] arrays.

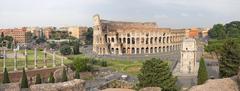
[[0, 0, 240, 28]]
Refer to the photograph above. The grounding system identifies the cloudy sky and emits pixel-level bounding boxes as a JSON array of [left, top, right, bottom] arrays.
[[0, 0, 240, 28]]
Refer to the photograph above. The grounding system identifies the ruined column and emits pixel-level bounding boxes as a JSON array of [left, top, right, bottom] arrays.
[[43, 48, 47, 68], [52, 51, 56, 67], [14, 49, 17, 71], [3, 49, 6, 69], [61, 56, 64, 66], [34, 48, 37, 69], [24, 49, 28, 70]]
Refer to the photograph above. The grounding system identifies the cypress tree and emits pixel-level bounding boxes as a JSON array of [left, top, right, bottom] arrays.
[[48, 72, 55, 83], [219, 39, 240, 78], [2, 67, 10, 84], [35, 74, 42, 84], [197, 57, 208, 85], [138, 58, 177, 91], [74, 70, 80, 79], [61, 68, 68, 82], [20, 68, 29, 88]]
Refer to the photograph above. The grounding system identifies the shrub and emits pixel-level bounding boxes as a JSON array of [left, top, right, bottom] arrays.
[[60, 45, 72, 55], [21, 68, 29, 88], [48, 72, 55, 83], [2, 67, 10, 84], [74, 70, 80, 79], [73, 57, 90, 72], [100, 61, 108, 67]]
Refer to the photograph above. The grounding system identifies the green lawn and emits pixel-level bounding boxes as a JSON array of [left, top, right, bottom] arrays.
[[0, 50, 72, 72]]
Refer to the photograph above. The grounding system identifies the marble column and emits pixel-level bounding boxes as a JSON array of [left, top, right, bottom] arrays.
[[43, 48, 47, 68], [24, 49, 28, 70], [14, 49, 17, 71], [3, 49, 6, 69], [34, 48, 37, 69], [52, 51, 56, 67]]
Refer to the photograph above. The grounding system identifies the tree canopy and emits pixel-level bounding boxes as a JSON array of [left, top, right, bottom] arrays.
[[138, 58, 177, 91]]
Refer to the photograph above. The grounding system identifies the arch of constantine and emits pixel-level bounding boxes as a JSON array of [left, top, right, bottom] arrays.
[[93, 15, 186, 55]]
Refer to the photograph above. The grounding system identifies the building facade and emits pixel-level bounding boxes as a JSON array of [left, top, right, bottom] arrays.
[[180, 38, 197, 73], [93, 15, 186, 55], [67, 26, 88, 43], [0, 28, 28, 43]]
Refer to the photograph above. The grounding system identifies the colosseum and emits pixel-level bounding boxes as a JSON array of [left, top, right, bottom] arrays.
[[93, 15, 186, 55]]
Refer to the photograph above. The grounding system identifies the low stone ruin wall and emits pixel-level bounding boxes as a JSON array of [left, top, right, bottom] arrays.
[[0, 83, 20, 91], [30, 79, 85, 91]]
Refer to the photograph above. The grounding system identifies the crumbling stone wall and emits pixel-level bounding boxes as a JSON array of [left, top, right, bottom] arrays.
[[30, 79, 85, 91]]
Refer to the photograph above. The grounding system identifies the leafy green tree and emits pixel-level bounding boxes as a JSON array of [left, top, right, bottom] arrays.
[[35, 74, 42, 84], [74, 70, 80, 79], [48, 72, 55, 83], [208, 24, 226, 39], [224, 21, 240, 38], [61, 68, 68, 82], [138, 58, 177, 91], [48, 41, 57, 49], [21, 68, 29, 88], [197, 58, 208, 85], [73, 57, 90, 72], [84, 27, 93, 45], [219, 39, 240, 77], [2, 67, 10, 84], [204, 40, 223, 59], [60, 45, 72, 55], [73, 40, 80, 54]]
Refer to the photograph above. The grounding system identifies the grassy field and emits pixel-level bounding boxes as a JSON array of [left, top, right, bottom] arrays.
[[0, 50, 72, 72]]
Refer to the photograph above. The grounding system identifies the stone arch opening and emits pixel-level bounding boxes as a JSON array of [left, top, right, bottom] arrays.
[[127, 38, 130, 44], [166, 46, 169, 52], [111, 48, 114, 54], [116, 48, 119, 54], [127, 47, 130, 54], [123, 38, 126, 43], [163, 37, 165, 43], [159, 47, 161, 52], [132, 37, 135, 44], [104, 34, 107, 43], [103, 48, 105, 54], [154, 47, 157, 53], [141, 37, 144, 44], [122, 48, 126, 54], [150, 47, 153, 53], [159, 37, 161, 43], [155, 37, 157, 44], [111, 37, 114, 43], [136, 48, 140, 54], [150, 37, 153, 44], [132, 48, 135, 54], [141, 47, 144, 54], [166, 37, 169, 43], [163, 46, 165, 52], [146, 38, 149, 44], [146, 47, 149, 53]]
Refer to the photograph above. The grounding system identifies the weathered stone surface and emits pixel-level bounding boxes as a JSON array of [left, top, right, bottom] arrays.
[[0, 83, 20, 91], [99, 80, 134, 90], [102, 88, 135, 91], [139, 87, 162, 91], [30, 79, 85, 91], [54, 67, 74, 82], [189, 77, 239, 91]]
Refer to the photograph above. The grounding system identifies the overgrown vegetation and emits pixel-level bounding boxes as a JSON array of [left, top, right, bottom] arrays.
[[137, 58, 177, 91], [20, 68, 29, 88], [2, 67, 10, 84], [197, 58, 208, 85]]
